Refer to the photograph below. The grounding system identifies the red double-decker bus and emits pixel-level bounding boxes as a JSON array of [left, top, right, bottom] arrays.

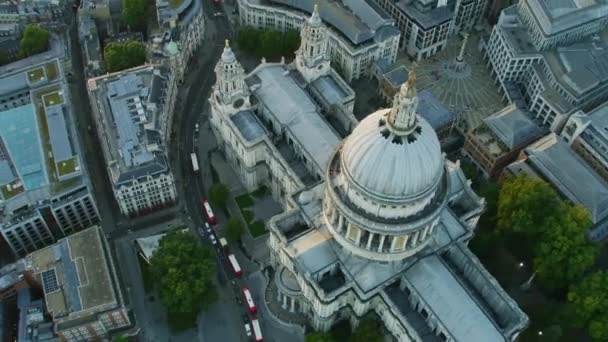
[[242, 287, 256, 313], [202, 199, 216, 225], [228, 254, 242, 277], [252, 319, 263, 341]]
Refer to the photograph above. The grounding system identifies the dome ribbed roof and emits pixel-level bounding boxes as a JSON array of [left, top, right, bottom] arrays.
[[340, 109, 444, 201]]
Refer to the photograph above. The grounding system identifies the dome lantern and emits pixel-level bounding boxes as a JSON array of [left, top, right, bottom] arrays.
[[387, 69, 418, 136]]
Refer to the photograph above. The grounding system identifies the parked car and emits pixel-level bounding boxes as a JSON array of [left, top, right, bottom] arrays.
[[244, 323, 252, 337]]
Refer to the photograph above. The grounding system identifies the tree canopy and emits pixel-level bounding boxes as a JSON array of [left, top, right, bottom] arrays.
[[209, 183, 229, 210], [351, 318, 383, 342], [305, 332, 335, 342], [567, 271, 608, 340], [225, 217, 245, 242], [122, 0, 147, 31], [534, 204, 598, 290], [150, 231, 218, 327], [18, 25, 49, 59], [103, 40, 146, 72], [496, 174, 598, 291], [497, 174, 561, 239], [236, 26, 301, 60], [0, 49, 9, 66]]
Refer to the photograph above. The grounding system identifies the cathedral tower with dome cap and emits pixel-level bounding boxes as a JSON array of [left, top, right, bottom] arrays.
[[210, 40, 250, 115], [295, 4, 332, 83]]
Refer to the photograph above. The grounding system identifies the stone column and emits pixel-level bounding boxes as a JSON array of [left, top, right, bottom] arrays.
[[290, 297, 295, 312], [355, 227, 362, 245], [282, 294, 288, 310], [378, 235, 386, 252], [457, 33, 470, 63], [402, 234, 410, 250], [366, 232, 374, 250], [346, 224, 352, 240], [338, 215, 344, 233]]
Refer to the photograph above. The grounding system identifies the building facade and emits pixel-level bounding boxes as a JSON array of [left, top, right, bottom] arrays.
[[212, 9, 529, 340], [372, 0, 487, 60], [0, 57, 100, 258], [237, 0, 400, 82], [482, 0, 608, 132], [155, 0, 205, 81], [87, 65, 177, 217]]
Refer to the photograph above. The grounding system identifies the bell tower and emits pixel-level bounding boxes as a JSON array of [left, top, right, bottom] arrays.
[[295, 4, 331, 83], [211, 40, 250, 114]]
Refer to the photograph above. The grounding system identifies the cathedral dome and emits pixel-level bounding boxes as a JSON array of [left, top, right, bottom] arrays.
[[340, 72, 444, 203]]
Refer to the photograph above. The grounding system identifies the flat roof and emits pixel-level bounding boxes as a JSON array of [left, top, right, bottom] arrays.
[[230, 110, 266, 141], [395, 0, 453, 29], [250, 65, 341, 172], [46, 104, 74, 163], [406, 255, 505, 342], [290, 229, 338, 274], [524, 134, 608, 222], [544, 30, 608, 96], [266, 0, 398, 45], [484, 105, 546, 149], [523, 0, 608, 36], [29, 226, 118, 319], [0, 104, 48, 190]]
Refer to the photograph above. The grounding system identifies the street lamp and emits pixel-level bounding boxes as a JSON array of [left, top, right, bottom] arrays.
[[518, 262, 524, 268], [538, 331, 543, 336]]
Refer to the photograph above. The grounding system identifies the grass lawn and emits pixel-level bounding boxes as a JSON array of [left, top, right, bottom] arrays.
[[43, 91, 64, 106], [235, 193, 254, 208], [27, 68, 45, 83], [249, 221, 267, 237], [57, 157, 78, 176], [1, 183, 24, 200], [235, 190, 270, 237], [137, 254, 154, 293], [44, 62, 58, 81]]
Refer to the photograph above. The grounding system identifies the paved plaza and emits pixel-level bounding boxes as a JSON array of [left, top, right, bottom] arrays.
[[398, 32, 507, 133]]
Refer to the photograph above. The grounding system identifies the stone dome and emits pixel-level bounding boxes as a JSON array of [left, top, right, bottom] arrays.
[[340, 71, 444, 203], [341, 110, 444, 201]]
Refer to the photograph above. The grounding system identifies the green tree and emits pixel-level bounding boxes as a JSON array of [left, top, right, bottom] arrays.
[[122, 0, 146, 31], [225, 217, 245, 242], [534, 204, 598, 290], [150, 231, 218, 329], [567, 271, 608, 340], [497, 174, 561, 239], [305, 331, 334, 342], [282, 29, 301, 58], [103, 40, 146, 72], [351, 318, 383, 342], [113, 336, 128, 342], [0, 49, 9, 66], [236, 26, 259, 52], [18, 25, 49, 58], [209, 183, 229, 210], [460, 160, 478, 181]]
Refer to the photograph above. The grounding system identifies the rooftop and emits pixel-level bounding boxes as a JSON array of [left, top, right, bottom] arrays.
[[230, 110, 267, 142], [484, 105, 547, 149], [395, 0, 453, 29], [260, 0, 399, 45], [248, 65, 341, 173], [417, 90, 455, 130], [90, 66, 171, 185], [29, 226, 119, 321], [523, 134, 608, 222], [522, 0, 608, 36], [405, 255, 506, 342]]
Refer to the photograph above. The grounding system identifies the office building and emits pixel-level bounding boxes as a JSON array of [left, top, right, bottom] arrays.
[[0, 56, 100, 258], [237, 0, 400, 82], [87, 65, 177, 217]]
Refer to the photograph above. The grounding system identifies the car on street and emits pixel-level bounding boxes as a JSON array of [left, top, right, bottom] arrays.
[[244, 323, 252, 337], [205, 222, 212, 234], [241, 313, 249, 323], [209, 234, 217, 245], [198, 227, 205, 236]]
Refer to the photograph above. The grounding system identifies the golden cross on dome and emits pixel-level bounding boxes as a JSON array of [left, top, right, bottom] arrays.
[[225, 39, 230, 48], [407, 62, 418, 88]]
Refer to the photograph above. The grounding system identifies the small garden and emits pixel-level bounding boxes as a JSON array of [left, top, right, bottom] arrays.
[[235, 186, 270, 238]]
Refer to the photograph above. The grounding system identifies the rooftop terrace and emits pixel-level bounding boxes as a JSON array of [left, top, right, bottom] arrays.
[[29, 226, 118, 320]]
